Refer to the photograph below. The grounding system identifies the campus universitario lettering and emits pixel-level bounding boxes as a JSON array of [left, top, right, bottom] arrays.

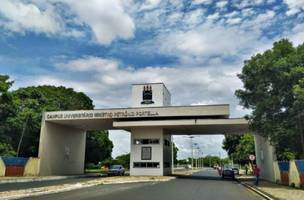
[[46, 110, 159, 120]]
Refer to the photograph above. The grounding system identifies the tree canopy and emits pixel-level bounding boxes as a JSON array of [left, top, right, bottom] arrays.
[[0, 75, 113, 164], [223, 134, 255, 164], [235, 39, 304, 160]]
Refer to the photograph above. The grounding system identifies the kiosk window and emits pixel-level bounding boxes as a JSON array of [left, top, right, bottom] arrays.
[[141, 147, 152, 160], [133, 162, 160, 168]]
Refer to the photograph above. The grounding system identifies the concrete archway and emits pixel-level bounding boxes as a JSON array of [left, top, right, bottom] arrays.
[[38, 83, 276, 181]]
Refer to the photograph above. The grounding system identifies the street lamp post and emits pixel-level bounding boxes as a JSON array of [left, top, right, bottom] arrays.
[[193, 143, 198, 169], [189, 136, 194, 170], [171, 135, 174, 174]]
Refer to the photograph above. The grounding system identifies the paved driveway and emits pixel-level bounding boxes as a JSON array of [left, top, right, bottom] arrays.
[[23, 169, 262, 200]]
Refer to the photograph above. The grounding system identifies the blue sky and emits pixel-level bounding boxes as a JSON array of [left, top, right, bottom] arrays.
[[1, 0, 304, 159]]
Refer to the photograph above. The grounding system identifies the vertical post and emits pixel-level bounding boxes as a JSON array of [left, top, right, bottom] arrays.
[[190, 136, 194, 170], [17, 114, 30, 157], [196, 155, 198, 169], [201, 152, 204, 168], [171, 136, 174, 174]]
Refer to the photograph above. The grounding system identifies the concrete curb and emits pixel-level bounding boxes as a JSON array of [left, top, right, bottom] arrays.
[[0, 176, 175, 200], [238, 181, 276, 200], [0, 174, 101, 184]]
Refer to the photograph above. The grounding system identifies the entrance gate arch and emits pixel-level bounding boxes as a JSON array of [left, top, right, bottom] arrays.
[[38, 83, 276, 181]]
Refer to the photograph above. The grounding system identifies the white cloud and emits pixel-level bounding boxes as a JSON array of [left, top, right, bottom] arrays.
[[140, 0, 162, 10], [226, 17, 242, 25], [0, 0, 63, 34], [56, 56, 119, 72], [216, 1, 228, 9], [207, 13, 220, 21], [289, 23, 304, 45], [62, 0, 135, 45], [158, 23, 260, 60], [0, 0, 135, 45], [284, 0, 304, 15], [192, 0, 212, 5]]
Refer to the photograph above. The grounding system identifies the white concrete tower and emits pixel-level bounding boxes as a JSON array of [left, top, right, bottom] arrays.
[[131, 83, 171, 107], [130, 83, 172, 176]]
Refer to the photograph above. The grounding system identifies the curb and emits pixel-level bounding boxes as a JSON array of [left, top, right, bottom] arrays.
[[238, 181, 276, 200], [0, 174, 101, 184]]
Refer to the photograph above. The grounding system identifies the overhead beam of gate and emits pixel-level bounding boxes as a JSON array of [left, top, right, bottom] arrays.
[[113, 118, 249, 135]]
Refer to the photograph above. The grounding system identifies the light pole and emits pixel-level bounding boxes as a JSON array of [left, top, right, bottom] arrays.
[[171, 135, 174, 174], [193, 143, 198, 169], [189, 136, 194, 170], [201, 151, 204, 169]]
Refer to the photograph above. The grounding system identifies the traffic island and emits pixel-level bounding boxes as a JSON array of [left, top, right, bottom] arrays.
[[0, 176, 175, 200]]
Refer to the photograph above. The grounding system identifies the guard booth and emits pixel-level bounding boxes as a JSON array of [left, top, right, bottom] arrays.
[[38, 83, 276, 180]]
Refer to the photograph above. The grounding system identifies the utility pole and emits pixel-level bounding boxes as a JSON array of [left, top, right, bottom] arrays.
[[193, 143, 198, 169], [201, 152, 204, 168], [189, 136, 194, 170], [171, 135, 174, 174], [17, 114, 30, 157]]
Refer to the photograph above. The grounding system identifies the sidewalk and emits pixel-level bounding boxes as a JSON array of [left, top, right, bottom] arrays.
[[241, 179, 304, 200]]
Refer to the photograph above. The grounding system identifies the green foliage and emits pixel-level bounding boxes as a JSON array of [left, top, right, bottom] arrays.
[[0, 76, 113, 164], [222, 135, 242, 156], [177, 159, 190, 165], [235, 39, 304, 159], [231, 134, 255, 162], [0, 75, 16, 155], [223, 134, 255, 163], [280, 151, 296, 160], [0, 142, 16, 156], [173, 142, 178, 163], [202, 155, 222, 167], [85, 131, 113, 164], [111, 153, 130, 169], [5, 85, 94, 157]]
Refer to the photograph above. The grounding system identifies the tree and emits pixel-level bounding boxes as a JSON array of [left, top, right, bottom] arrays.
[[0, 75, 16, 156], [222, 135, 242, 156], [0, 78, 113, 164], [202, 155, 221, 167], [112, 153, 130, 169], [231, 134, 255, 163], [0, 143, 16, 157], [223, 134, 255, 163], [235, 39, 304, 159], [6, 85, 94, 157], [85, 131, 113, 164], [173, 142, 179, 164]]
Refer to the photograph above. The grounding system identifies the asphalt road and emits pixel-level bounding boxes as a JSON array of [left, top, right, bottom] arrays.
[[0, 177, 99, 192], [23, 169, 262, 200]]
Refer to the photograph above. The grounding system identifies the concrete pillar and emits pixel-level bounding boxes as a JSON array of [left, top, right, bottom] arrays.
[[0, 157, 5, 176], [163, 131, 172, 175], [130, 127, 172, 176], [38, 121, 86, 176], [254, 134, 276, 181]]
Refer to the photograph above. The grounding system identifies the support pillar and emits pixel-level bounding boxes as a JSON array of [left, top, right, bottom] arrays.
[[38, 120, 86, 176], [254, 134, 276, 181]]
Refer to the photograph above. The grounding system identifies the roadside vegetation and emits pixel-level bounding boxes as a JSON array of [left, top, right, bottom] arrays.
[[0, 75, 113, 165], [224, 39, 304, 161]]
